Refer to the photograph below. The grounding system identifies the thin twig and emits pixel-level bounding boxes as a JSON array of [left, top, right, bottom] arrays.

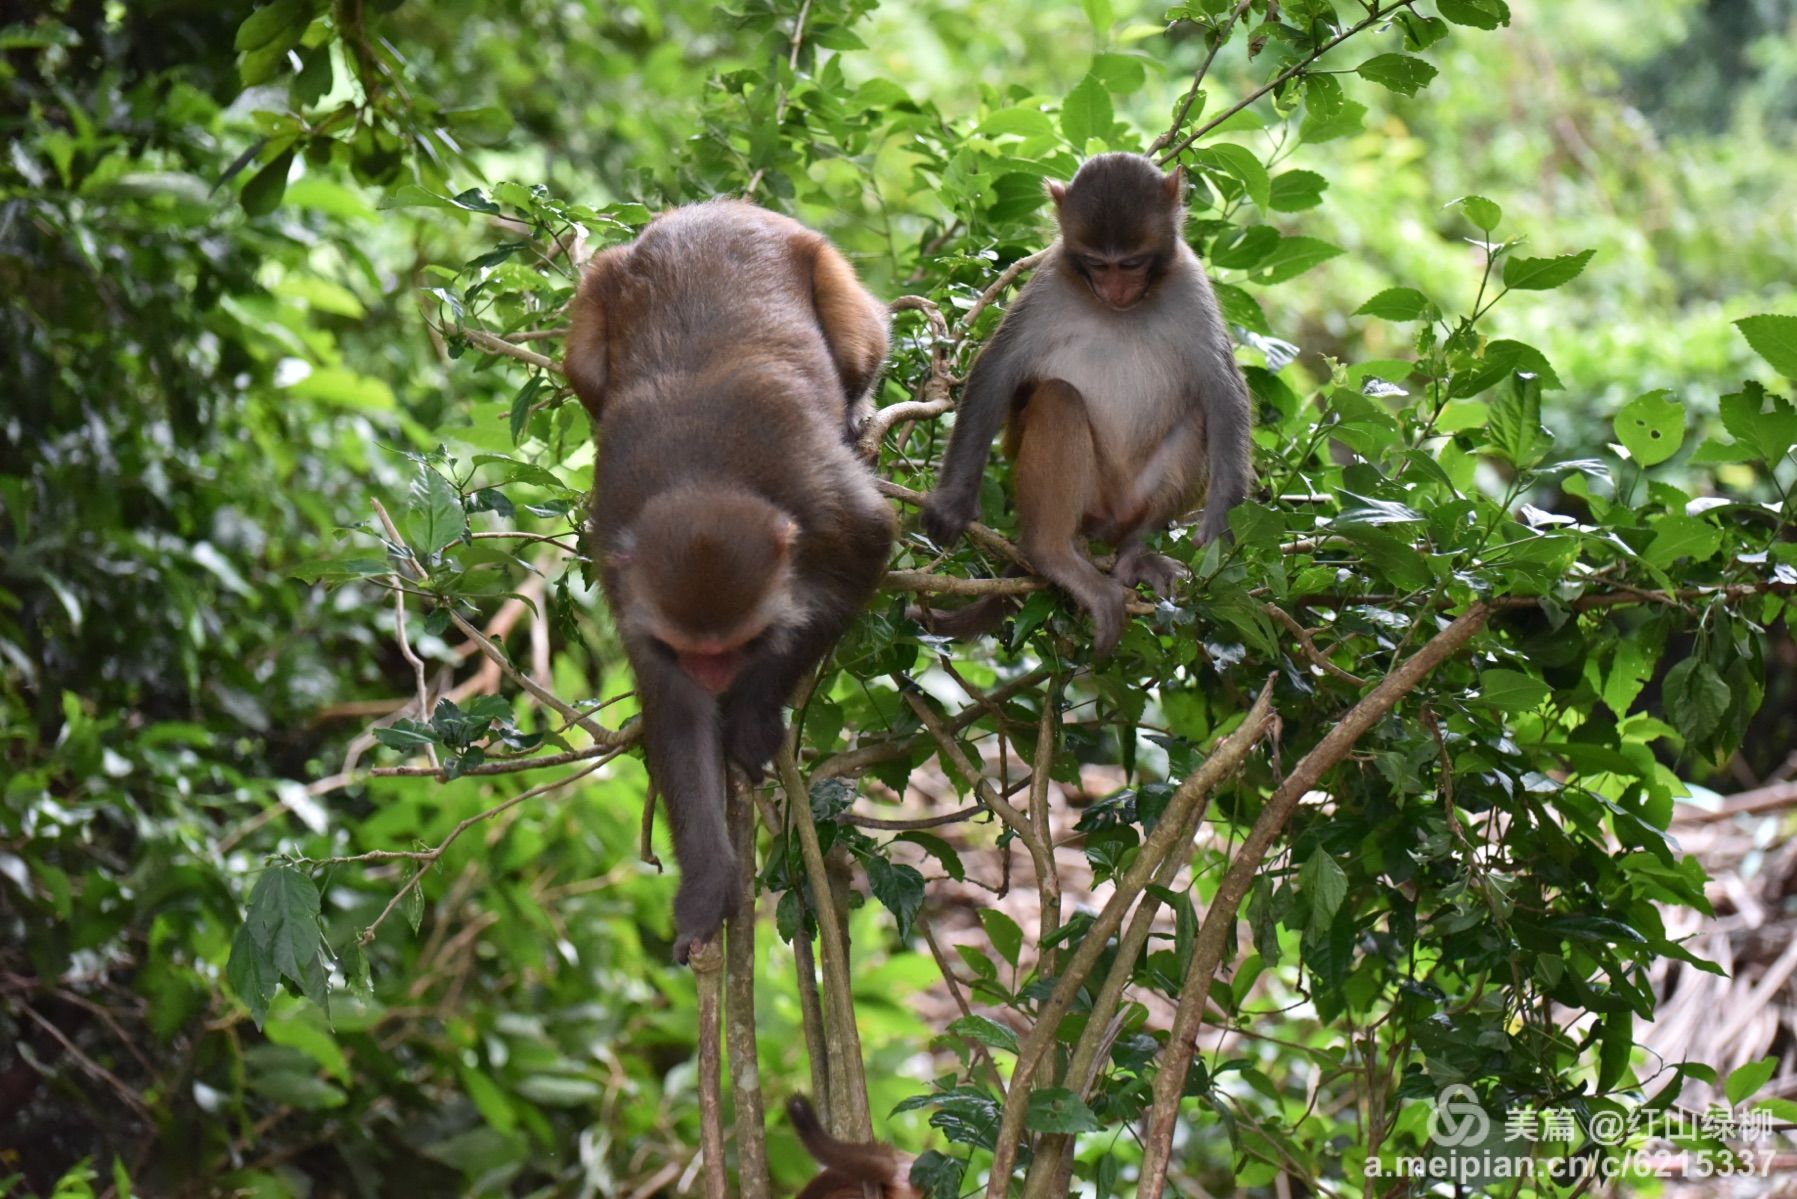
[[1149, 0, 1254, 153], [1136, 606, 1492, 1199], [1264, 603, 1366, 687], [456, 325, 561, 372], [1158, 1, 1422, 164], [982, 683, 1279, 1197]]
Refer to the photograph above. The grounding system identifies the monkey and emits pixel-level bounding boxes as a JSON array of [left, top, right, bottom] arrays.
[[564, 199, 895, 963], [788, 1096, 919, 1199], [918, 151, 1253, 657]]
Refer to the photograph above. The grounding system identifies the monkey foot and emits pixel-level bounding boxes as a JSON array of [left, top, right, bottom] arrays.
[[673, 873, 739, 964], [1113, 549, 1187, 599]]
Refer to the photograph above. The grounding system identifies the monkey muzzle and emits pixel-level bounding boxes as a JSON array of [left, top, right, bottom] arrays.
[[679, 649, 745, 694]]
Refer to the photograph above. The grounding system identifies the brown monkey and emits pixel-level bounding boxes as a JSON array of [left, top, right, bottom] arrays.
[[565, 200, 895, 962], [788, 1096, 919, 1199], [919, 152, 1253, 656]]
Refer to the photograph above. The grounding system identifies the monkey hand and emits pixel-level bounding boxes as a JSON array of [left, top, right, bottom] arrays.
[[672, 871, 740, 965], [920, 488, 978, 547], [722, 701, 787, 781]]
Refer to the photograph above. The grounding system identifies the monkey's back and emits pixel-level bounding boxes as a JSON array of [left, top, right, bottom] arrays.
[[581, 201, 886, 568], [594, 200, 843, 400]]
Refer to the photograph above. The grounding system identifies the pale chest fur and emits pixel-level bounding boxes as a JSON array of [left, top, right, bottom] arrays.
[[1013, 250, 1206, 461]]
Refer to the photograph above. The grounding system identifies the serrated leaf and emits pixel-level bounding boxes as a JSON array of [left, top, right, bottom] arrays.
[[1477, 668, 1550, 710], [1193, 143, 1270, 211], [1025, 1088, 1101, 1134], [1726, 1055, 1779, 1106], [1502, 249, 1595, 291], [980, 909, 1024, 968], [1356, 53, 1438, 97], [1298, 850, 1347, 931], [1268, 169, 1326, 212], [1734, 314, 1797, 378], [1300, 97, 1365, 144], [1355, 287, 1433, 321], [1643, 513, 1720, 569], [1438, 0, 1511, 29], [1061, 75, 1113, 149], [1718, 386, 1797, 462], [402, 874, 425, 934], [1612, 390, 1685, 466], [373, 720, 439, 751], [866, 858, 925, 940], [1488, 372, 1551, 467], [405, 467, 467, 554], [948, 1015, 1019, 1054], [1663, 658, 1730, 744], [1451, 194, 1502, 230], [1602, 639, 1654, 719], [1245, 235, 1343, 285]]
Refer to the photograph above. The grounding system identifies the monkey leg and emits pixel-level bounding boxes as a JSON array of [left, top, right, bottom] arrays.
[[633, 652, 738, 963], [1013, 380, 1132, 657]]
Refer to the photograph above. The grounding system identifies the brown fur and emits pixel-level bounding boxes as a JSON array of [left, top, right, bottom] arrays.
[[567, 200, 895, 962], [919, 153, 1254, 656], [788, 1096, 919, 1199]]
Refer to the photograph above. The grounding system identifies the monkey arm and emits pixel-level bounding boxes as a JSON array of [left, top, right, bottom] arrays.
[[629, 650, 738, 963], [1195, 338, 1254, 544], [806, 235, 892, 430], [920, 317, 1032, 546]]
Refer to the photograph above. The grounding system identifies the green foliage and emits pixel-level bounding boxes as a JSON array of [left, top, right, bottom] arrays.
[[3, 0, 1795, 1195]]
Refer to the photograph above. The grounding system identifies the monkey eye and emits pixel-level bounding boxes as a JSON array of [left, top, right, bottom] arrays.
[[1119, 256, 1147, 270]]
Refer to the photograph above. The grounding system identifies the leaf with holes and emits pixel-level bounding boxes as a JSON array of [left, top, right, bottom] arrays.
[[1612, 390, 1685, 466], [1502, 249, 1595, 291]]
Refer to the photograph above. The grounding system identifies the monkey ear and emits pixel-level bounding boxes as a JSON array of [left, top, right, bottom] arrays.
[[1044, 179, 1068, 207], [1162, 165, 1184, 202]]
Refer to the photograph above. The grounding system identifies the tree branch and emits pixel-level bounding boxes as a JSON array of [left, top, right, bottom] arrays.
[[1136, 604, 1491, 1198]]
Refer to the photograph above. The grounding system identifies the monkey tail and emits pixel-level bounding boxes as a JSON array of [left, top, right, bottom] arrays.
[[787, 1096, 900, 1182], [907, 566, 1027, 640]]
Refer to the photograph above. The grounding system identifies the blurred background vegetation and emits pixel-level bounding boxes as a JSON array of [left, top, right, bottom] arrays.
[[2, 0, 1795, 1194]]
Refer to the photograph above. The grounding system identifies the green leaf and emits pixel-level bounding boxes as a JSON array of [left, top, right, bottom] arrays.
[[1193, 143, 1270, 211], [1355, 288, 1433, 321], [405, 467, 467, 554], [287, 556, 392, 584], [1437, 0, 1511, 29], [980, 909, 1024, 968], [1300, 98, 1365, 144], [1488, 372, 1551, 467], [978, 107, 1057, 138], [1597, 1010, 1633, 1092], [234, 0, 309, 52], [1245, 236, 1343, 285], [1061, 75, 1113, 149], [1080, 0, 1114, 31], [1450, 194, 1502, 231], [1477, 668, 1551, 710], [1298, 850, 1347, 932], [1355, 53, 1439, 97], [1718, 386, 1797, 462], [948, 1014, 1019, 1054], [1642, 513, 1720, 569], [1501, 249, 1595, 291], [1726, 1055, 1779, 1106], [226, 922, 280, 1028], [1612, 390, 1686, 466], [1734, 314, 1797, 378], [373, 720, 438, 751], [866, 858, 925, 941], [402, 872, 425, 934], [1025, 1089, 1101, 1134], [1268, 169, 1327, 212], [239, 147, 296, 216], [1663, 658, 1730, 744], [232, 866, 327, 1023]]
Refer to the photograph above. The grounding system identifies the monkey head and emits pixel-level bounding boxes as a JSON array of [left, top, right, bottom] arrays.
[[610, 486, 802, 694], [1047, 151, 1184, 311]]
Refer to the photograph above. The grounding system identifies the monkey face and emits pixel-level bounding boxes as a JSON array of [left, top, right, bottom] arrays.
[[1075, 250, 1156, 310]]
